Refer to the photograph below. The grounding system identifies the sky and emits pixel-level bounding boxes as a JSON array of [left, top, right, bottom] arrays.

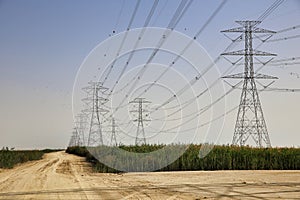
[[0, 0, 299, 149]]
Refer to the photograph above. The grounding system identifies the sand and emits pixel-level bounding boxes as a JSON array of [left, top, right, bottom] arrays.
[[0, 151, 299, 199]]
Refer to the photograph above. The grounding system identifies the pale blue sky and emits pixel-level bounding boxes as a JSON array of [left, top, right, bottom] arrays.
[[0, 0, 299, 149]]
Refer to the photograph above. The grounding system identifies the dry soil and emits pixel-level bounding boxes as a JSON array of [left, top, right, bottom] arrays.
[[0, 151, 299, 199]]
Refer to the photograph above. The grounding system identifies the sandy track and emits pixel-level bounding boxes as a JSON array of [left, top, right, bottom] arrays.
[[0, 151, 299, 199]]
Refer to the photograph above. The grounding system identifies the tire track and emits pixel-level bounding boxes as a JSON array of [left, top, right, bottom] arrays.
[[0, 152, 299, 199]]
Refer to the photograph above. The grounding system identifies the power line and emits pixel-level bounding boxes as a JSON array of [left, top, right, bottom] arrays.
[[154, 80, 242, 124], [167, 0, 192, 29], [139, 0, 230, 114], [150, 56, 279, 134], [102, 0, 127, 59], [79, 0, 290, 145], [121, 0, 193, 95], [100, 0, 142, 86], [134, 0, 228, 100], [256, 24, 300, 41], [157, 81, 243, 133], [151, 0, 170, 25], [233, 56, 300, 66], [265, 34, 300, 42], [151, 47, 276, 123], [110, 0, 229, 126], [118, 45, 296, 142], [143, 0, 285, 118], [149, 23, 281, 139], [113, 0, 126, 31], [168, 82, 275, 134], [143, 31, 276, 124], [257, 0, 284, 22], [276, 24, 300, 34], [127, 0, 141, 29], [113, 0, 281, 127], [104, 0, 194, 120], [102, 0, 160, 96], [122, 6, 296, 141], [269, 56, 300, 63], [260, 87, 300, 92], [99, 1, 196, 133], [269, 62, 300, 67]]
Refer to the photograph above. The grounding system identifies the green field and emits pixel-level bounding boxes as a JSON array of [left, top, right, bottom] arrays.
[[0, 149, 62, 169], [66, 144, 300, 172]]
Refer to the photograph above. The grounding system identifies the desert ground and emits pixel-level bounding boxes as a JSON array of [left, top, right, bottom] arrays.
[[0, 151, 299, 199]]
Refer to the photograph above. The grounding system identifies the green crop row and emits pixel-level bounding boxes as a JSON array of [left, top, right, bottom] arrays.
[[66, 144, 300, 172]]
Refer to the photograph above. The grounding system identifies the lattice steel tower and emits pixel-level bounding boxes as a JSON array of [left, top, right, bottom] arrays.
[[108, 117, 118, 146], [69, 128, 79, 147], [130, 98, 151, 145], [221, 21, 277, 147], [82, 81, 108, 146], [74, 113, 88, 146]]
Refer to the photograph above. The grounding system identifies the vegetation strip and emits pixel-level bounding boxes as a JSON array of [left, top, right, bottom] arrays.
[[0, 149, 62, 169], [66, 145, 300, 173]]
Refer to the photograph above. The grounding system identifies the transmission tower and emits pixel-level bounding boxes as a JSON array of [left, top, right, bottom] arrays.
[[110, 117, 118, 146], [130, 98, 151, 145], [82, 81, 108, 147], [68, 129, 78, 147], [221, 21, 277, 147], [74, 113, 88, 146]]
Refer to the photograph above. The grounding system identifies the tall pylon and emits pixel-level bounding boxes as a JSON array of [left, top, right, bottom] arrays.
[[82, 81, 108, 147], [221, 21, 277, 147], [130, 98, 151, 145]]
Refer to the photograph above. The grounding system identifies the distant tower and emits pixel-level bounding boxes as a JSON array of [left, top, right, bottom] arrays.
[[130, 98, 151, 145], [82, 81, 108, 147], [74, 113, 88, 146], [68, 129, 78, 147], [221, 21, 277, 147], [110, 117, 118, 146]]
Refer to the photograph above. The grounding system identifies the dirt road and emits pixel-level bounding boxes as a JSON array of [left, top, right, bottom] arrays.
[[0, 151, 299, 199]]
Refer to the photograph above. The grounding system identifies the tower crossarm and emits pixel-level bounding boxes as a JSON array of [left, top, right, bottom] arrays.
[[129, 98, 151, 104], [221, 50, 277, 56], [222, 27, 276, 34], [222, 73, 278, 79]]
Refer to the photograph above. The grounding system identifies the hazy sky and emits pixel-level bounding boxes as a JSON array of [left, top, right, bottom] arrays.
[[0, 0, 299, 149]]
